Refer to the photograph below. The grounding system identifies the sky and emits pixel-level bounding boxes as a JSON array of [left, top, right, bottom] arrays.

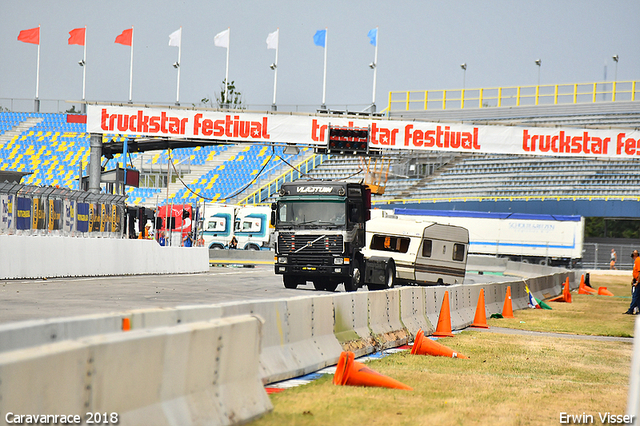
[[1, 0, 638, 113]]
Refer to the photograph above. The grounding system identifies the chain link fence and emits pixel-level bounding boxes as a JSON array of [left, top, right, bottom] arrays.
[[582, 242, 639, 270], [0, 182, 126, 238]]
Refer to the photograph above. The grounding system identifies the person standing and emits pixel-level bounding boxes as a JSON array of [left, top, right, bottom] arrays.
[[625, 250, 640, 314], [610, 249, 617, 270]]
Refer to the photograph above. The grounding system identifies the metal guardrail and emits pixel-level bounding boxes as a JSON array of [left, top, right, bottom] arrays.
[[0, 182, 126, 237], [238, 154, 329, 205], [389, 80, 640, 111]]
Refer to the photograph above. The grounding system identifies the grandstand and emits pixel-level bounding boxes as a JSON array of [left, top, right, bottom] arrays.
[[1, 78, 640, 216], [0, 112, 312, 207]]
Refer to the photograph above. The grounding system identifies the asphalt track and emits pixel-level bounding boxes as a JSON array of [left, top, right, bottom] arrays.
[[0, 265, 515, 325]]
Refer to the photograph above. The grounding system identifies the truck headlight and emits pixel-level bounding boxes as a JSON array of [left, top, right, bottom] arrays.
[[278, 257, 288, 264], [334, 257, 344, 265]]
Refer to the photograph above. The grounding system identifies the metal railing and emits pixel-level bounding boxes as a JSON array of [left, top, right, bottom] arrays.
[[238, 154, 329, 205], [583, 242, 638, 270], [0, 182, 126, 237], [370, 194, 640, 206], [388, 80, 640, 112]]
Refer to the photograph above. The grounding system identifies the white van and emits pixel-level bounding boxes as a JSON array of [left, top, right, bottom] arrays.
[[362, 217, 469, 286]]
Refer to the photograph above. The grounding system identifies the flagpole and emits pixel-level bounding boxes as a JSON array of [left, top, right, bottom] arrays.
[[176, 27, 182, 105], [224, 27, 230, 107], [128, 26, 134, 103], [82, 26, 87, 104], [372, 27, 378, 111], [35, 25, 41, 112], [321, 27, 327, 109], [272, 28, 279, 110]]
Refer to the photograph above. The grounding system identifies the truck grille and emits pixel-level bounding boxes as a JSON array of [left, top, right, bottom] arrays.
[[278, 234, 343, 254]]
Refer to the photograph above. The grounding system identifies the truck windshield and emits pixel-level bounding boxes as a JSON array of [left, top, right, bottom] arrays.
[[277, 200, 345, 227]]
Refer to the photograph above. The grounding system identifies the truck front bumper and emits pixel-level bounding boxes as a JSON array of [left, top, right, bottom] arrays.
[[274, 254, 349, 277]]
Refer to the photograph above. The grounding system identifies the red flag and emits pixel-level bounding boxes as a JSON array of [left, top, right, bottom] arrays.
[[18, 27, 40, 45], [115, 28, 132, 46], [68, 28, 85, 46]]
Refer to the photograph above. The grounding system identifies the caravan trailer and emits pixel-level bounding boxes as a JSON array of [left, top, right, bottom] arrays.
[[362, 217, 469, 286]]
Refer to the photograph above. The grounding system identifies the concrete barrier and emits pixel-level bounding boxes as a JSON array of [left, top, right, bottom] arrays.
[[627, 317, 640, 422], [0, 315, 272, 426], [333, 291, 374, 356], [0, 266, 573, 392], [0, 235, 209, 279], [216, 296, 343, 384], [399, 287, 433, 337], [367, 290, 410, 348]]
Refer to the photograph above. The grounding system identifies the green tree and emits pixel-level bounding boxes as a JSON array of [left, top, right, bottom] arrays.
[[215, 79, 244, 109]]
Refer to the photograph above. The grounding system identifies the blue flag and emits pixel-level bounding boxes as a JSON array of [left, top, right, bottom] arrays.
[[313, 29, 326, 47], [368, 28, 377, 46]]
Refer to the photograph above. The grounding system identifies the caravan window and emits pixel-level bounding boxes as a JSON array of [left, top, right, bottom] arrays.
[[452, 243, 466, 261], [370, 234, 410, 253], [421, 239, 432, 257]]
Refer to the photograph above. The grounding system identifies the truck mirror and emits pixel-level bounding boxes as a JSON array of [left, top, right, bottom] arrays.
[[271, 211, 276, 226], [271, 203, 277, 211], [350, 207, 360, 222]]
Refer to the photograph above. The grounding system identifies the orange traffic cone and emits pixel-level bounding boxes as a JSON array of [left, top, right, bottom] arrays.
[[563, 278, 572, 303], [502, 286, 515, 318], [578, 275, 597, 295], [598, 287, 614, 296], [549, 278, 572, 303], [122, 317, 131, 331], [333, 351, 412, 391], [411, 329, 468, 359], [470, 289, 489, 328], [433, 291, 455, 337]]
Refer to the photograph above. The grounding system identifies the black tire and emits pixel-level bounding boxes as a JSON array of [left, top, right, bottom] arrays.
[[384, 263, 395, 289], [313, 280, 326, 291], [344, 259, 361, 292], [283, 276, 298, 289], [210, 244, 224, 250], [324, 281, 339, 292], [246, 244, 260, 251]]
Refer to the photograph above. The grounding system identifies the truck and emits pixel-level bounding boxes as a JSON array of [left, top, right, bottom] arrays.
[[156, 203, 194, 246], [201, 204, 272, 250], [272, 181, 469, 291], [392, 209, 584, 267]]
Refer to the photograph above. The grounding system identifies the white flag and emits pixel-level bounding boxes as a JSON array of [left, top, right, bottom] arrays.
[[214, 28, 229, 48], [266, 29, 278, 50], [168, 27, 181, 47]]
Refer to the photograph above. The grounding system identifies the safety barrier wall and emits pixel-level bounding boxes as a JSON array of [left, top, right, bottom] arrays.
[[0, 315, 272, 426], [0, 235, 209, 279], [0, 263, 574, 389]]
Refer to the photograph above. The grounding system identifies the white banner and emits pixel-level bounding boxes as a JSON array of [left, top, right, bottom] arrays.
[[63, 199, 75, 233], [0, 194, 13, 232], [87, 105, 640, 159]]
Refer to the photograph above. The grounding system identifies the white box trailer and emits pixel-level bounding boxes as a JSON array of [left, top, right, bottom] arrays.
[[362, 216, 469, 286], [391, 209, 584, 266]]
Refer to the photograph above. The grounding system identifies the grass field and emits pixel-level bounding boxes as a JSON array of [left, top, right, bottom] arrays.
[[250, 273, 637, 426]]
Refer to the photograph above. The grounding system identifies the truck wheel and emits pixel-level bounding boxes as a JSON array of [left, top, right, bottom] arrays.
[[384, 263, 395, 289], [313, 280, 326, 291], [324, 281, 338, 292], [283, 276, 298, 289], [344, 259, 361, 292]]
